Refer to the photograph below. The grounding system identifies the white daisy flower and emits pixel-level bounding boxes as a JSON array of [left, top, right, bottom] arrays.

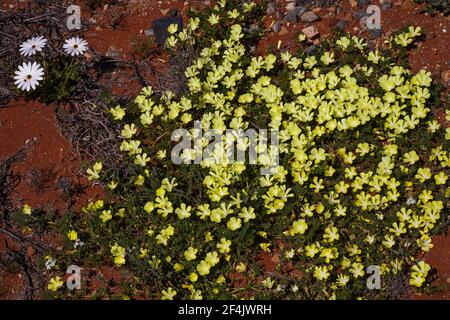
[[63, 37, 89, 56], [14, 62, 44, 92], [19, 36, 47, 57]]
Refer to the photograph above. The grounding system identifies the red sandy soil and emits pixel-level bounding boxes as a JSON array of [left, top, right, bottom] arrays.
[[0, 101, 103, 299], [0, 0, 449, 299]]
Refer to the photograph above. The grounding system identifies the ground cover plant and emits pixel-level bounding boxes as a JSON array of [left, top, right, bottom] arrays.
[[17, 0, 448, 300]]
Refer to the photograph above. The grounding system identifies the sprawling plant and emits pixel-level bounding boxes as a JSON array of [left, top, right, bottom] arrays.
[[41, 0, 449, 299]]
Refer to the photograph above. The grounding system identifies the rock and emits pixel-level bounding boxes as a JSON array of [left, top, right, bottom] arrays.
[[283, 6, 307, 23], [336, 20, 346, 30], [369, 28, 383, 39], [441, 70, 450, 88], [349, 0, 358, 7], [300, 11, 320, 23], [272, 20, 283, 33], [267, 2, 276, 14], [152, 9, 183, 46], [305, 44, 319, 55], [246, 23, 259, 33], [284, 11, 298, 23], [302, 25, 320, 39], [105, 45, 121, 59], [352, 9, 370, 19], [144, 28, 155, 36], [357, 0, 370, 5], [360, 16, 368, 27], [393, 0, 403, 6], [381, 2, 393, 9], [286, 2, 297, 11]]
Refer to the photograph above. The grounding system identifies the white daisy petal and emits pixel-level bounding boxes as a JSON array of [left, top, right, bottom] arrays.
[[14, 61, 44, 92]]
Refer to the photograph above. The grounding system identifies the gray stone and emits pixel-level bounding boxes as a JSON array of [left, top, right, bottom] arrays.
[[300, 11, 320, 23], [283, 6, 307, 23], [369, 28, 383, 39], [336, 20, 346, 30], [144, 28, 154, 36], [352, 9, 370, 19], [357, 0, 370, 5], [105, 45, 121, 59], [381, 2, 392, 9], [272, 20, 283, 33], [266, 2, 276, 14], [152, 9, 183, 46], [246, 23, 259, 33], [283, 12, 297, 23], [305, 44, 319, 55]]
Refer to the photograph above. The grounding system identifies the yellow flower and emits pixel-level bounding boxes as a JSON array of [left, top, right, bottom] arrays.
[[86, 161, 102, 181], [313, 266, 330, 280], [216, 274, 226, 284], [216, 238, 231, 254], [445, 128, 450, 140], [99, 210, 112, 223], [111, 243, 126, 266], [320, 52, 334, 65], [144, 201, 154, 214], [367, 50, 381, 64], [208, 14, 220, 25], [409, 272, 426, 287], [323, 226, 339, 242], [114, 255, 126, 266], [189, 272, 198, 282], [184, 247, 198, 261], [67, 230, 78, 241], [161, 287, 177, 300], [289, 219, 308, 236], [205, 251, 220, 266], [110, 106, 125, 121], [434, 172, 448, 185], [22, 204, 32, 215], [404, 151, 420, 165], [196, 260, 211, 276], [138, 248, 148, 258], [175, 203, 192, 219], [121, 124, 137, 139], [415, 167, 432, 183], [48, 276, 64, 292], [227, 217, 242, 231], [412, 261, 431, 275], [107, 180, 118, 190], [236, 262, 246, 273], [167, 23, 178, 35], [173, 263, 184, 272]]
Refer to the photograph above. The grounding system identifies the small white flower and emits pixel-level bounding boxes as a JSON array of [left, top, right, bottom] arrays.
[[406, 197, 416, 206], [14, 62, 44, 92], [63, 37, 89, 56], [19, 36, 47, 57], [74, 239, 85, 248], [45, 258, 57, 270]]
